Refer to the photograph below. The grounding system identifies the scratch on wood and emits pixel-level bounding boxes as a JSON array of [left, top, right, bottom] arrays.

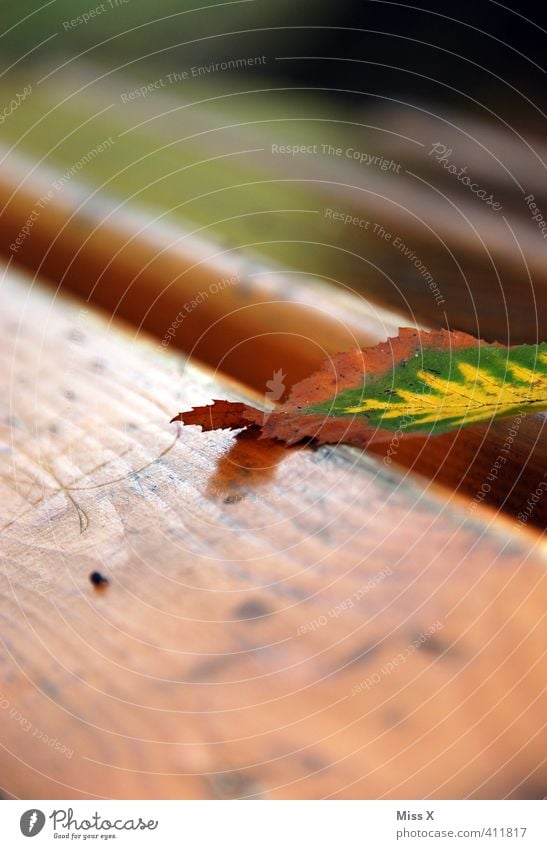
[[0, 419, 181, 535]]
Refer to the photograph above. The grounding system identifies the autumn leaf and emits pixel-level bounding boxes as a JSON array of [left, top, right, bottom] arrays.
[[177, 401, 264, 431], [171, 329, 547, 448]]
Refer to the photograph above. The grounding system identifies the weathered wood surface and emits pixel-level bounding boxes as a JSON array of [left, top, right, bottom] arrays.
[[0, 151, 400, 391], [0, 159, 546, 527], [1, 269, 545, 799]]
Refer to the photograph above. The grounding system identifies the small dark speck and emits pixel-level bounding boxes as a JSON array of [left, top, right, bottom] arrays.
[[90, 358, 106, 373], [299, 753, 327, 772], [224, 494, 245, 504], [234, 598, 272, 620], [413, 635, 450, 656], [297, 436, 319, 448], [38, 678, 58, 698], [67, 329, 85, 344], [207, 770, 262, 799], [187, 655, 227, 682], [64, 390, 76, 402], [89, 571, 109, 588], [383, 707, 406, 727], [339, 643, 378, 670]]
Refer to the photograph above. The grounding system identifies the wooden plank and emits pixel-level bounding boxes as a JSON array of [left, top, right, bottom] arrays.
[[0, 147, 401, 391], [2, 69, 545, 345], [368, 414, 547, 529], [1, 268, 545, 799], [0, 157, 546, 527]]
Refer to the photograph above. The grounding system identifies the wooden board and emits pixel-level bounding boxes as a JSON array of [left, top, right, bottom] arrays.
[[1, 159, 546, 528], [2, 72, 545, 346], [1, 268, 545, 799]]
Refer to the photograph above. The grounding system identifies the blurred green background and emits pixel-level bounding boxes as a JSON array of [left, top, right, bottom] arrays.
[[1, 1, 544, 341]]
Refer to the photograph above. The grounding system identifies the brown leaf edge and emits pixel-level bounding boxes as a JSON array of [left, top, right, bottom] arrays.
[[170, 328, 492, 448]]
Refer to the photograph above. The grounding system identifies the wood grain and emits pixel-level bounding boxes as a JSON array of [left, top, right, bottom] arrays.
[[0, 151, 401, 391], [0, 156, 546, 527], [1, 269, 545, 799]]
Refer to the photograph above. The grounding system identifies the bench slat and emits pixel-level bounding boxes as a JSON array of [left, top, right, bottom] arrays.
[[1, 269, 545, 799]]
